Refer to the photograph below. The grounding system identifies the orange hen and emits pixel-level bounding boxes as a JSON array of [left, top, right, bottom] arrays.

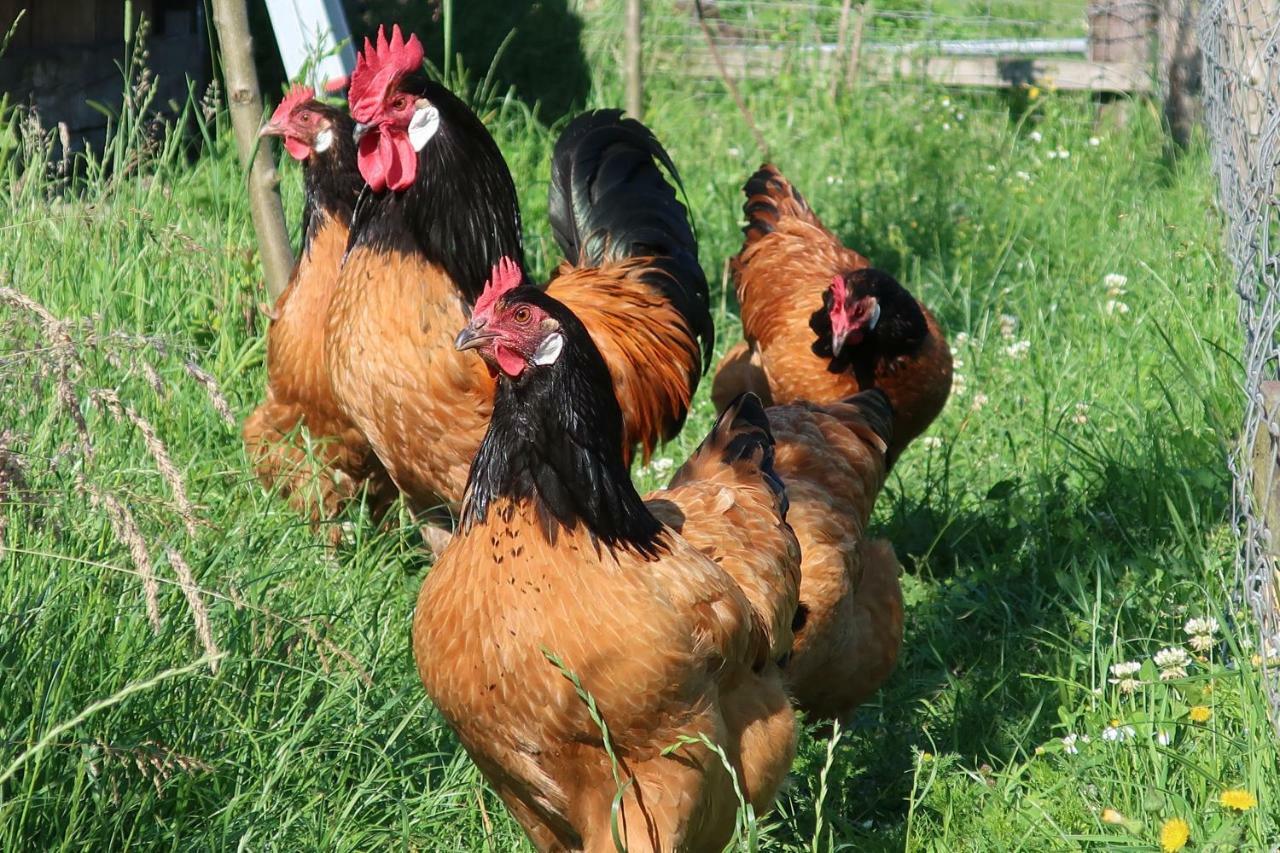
[[242, 86, 395, 534], [768, 390, 904, 719], [414, 278, 796, 852], [712, 163, 952, 465]]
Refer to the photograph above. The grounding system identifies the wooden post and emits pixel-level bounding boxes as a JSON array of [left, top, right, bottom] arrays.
[[845, 3, 872, 91], [625, 0, 643, 119], [1088, 0, 1156, 125], [211, 0, 294, 303], [1157, 0, 1200, 147], [1088, 0, 1156, 63], [829, 0, 854, 98]]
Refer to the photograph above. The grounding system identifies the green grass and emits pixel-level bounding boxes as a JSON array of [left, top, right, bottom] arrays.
[[1, 43, 1275, 853]]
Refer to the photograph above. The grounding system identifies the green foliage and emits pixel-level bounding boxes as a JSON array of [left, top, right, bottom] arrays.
[[0, 44, 1273, 853]]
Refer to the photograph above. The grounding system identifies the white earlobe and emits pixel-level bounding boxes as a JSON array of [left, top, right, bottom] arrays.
[[868, 302, 882, 330], [408, 104, 440, 151], [532, 332, 565, 366], [313, 127, 334, 153]]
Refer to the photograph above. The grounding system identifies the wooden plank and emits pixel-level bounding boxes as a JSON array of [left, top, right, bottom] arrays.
[[670, 46, 1153, 93]]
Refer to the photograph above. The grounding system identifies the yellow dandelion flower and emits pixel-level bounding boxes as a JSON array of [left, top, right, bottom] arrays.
[[1220, 789, 1257, 811], [1028, 85, 1041, 100], [1160, 818, 1190, 851], [1101, 808, 1126, 825], [1189, 705, 1211, 723]]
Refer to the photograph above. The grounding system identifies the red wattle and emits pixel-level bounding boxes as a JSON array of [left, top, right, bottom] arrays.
[[357, 126, 418, 192], [495, 343, 526, 377], [283, 137, 311, 161]]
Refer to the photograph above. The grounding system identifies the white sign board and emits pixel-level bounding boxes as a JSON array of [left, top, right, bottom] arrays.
[[263, 0, 356, 91]]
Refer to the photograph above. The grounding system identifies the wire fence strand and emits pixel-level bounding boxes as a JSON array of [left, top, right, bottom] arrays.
[[1200, 0, 1280, 735]]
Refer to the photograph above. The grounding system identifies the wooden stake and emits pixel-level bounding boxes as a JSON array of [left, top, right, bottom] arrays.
[[846, 3, 872, 91], [625, 0, 643, 119], [830, 0, 854, 98], [211, 0, 294, 304]]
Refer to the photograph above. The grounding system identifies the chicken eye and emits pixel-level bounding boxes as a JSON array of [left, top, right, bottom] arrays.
[[393, 95, 409, 111], [512, 306, 532, 325], [299, 110, 312, 122]]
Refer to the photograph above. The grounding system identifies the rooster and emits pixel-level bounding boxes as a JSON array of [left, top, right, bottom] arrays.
[[712, 163, 952, 465], [767, 392, 904, 719], [414, 269, 796, 852], [325, 26, 712, 545], [243, 85, 395, 535]]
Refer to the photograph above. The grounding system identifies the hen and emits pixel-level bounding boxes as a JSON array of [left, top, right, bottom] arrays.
[[325, 27, 712, 545], [712, 163, 952, 465], [243, 85, 395, 535], [413, 273, 796, 852], [767, 391, 904, 719]]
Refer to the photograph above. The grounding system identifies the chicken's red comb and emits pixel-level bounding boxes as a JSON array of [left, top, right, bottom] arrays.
[[829, 273, 848, 309], [270, 83, 315, 125], [349, 24, 424, 123], [473, 257, 525, 318]]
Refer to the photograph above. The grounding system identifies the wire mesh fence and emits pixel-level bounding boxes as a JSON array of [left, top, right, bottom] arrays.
[[579, 0, 1163, 109], [1199, 1, 1280, 734]]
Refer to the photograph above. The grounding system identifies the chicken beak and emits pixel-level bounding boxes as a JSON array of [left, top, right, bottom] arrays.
[[258, 119, 285, 139], [454, 324, 496, 352], [831, 333, 845, 359], [352, 122, 373, 144]]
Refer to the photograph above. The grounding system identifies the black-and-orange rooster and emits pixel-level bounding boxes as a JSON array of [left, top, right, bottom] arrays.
[[324, 26, 712, 547]]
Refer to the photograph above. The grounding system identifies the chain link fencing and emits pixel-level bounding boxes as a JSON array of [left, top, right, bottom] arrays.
[[1199, 0, 1280, 735]]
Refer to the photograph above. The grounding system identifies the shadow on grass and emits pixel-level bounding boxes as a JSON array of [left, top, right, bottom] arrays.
[[777, 421, 1231, 841]]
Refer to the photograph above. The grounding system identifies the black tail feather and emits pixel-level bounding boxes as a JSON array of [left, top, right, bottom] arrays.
[[839, 388, 895, 451], [547, 109, 715, 371], [712, 392, 788, 518]]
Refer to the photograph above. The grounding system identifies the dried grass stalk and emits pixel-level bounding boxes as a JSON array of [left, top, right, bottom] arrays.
[[83, 477, 162, 632], [182, 360, 235, 427], [92, 389, 198, 537], [166, 547, 220, 672]]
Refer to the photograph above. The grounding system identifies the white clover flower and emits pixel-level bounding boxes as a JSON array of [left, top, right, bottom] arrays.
[[1189, 634, 1215, 653], [727, 146, 742, 157], [1029, 130, 1043, 143], [1102, 722, 1137, 741], [1154, 646, 1191, 680], [1185, 617, 1219, 637], [941, 96, 951, 107], [1109, 661, 1142, 694], [922, 436, 943, 451], [952, 373, 968, 397], [651, 457, 674, 474], [1062, 732, 1083, 754], [942, 122, 951, 131], [971, 392, 989, 412], [1156, 730, 1172, 746], [1005, 339, 1031, 359], [999, 313, 1019, 339], [1103, 273, 1128, 289], [826, 175, 836, 185], [1072, 402, 1089, 426], [1105, 299, 1130, 315], [1015, 170, 1032, 181], [985, 164, 997, 173], [954, 331, 970, 347], [1089, 136, 1101, 147], [956, 112, 966, 121], [1056, 148, 1070, 159], [1047, 150, 1058, 160]]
